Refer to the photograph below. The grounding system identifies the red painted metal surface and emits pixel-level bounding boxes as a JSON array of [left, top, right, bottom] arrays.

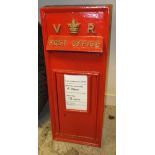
[[40, 5, 111, 147]]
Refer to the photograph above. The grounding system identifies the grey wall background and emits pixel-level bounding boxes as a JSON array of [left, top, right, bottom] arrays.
[[38, 0, 116, 105]]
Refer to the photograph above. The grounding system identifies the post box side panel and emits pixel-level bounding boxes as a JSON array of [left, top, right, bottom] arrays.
[[40, 6, 111, 147], [40, 10, 59, 137]]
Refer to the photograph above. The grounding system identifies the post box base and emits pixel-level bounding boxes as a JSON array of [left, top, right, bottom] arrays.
[[53, 136, 101, 147]]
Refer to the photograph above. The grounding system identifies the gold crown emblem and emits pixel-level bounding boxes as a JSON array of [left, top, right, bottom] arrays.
[[68, 19, 80, 34]]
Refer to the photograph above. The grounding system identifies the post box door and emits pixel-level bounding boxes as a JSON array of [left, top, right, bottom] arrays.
[[40, 6, 111, 147], [54, 70, 99, 142]]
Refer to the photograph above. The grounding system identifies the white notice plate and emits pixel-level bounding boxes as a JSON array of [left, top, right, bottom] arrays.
[[64, 74, 87, 111]]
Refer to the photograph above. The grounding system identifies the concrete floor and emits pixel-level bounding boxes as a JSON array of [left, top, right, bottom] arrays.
[[38, 104, 116, 155]]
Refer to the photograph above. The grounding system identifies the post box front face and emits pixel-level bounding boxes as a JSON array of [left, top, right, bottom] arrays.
[[40, 6, 111, 147]]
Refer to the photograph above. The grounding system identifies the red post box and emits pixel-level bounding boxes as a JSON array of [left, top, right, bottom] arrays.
[[40, 5, 111, 147]]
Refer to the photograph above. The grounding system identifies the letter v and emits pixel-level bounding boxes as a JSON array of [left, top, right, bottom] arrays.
[[53, 24, 61, 33]]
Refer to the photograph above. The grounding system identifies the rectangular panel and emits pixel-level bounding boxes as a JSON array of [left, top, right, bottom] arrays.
[[54, 70, 100, 143], [46, 35, 104, 53], [64, 74, 87, 111]]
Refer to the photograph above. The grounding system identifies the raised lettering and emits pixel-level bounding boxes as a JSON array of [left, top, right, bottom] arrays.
[[53, 24, 61, 33], [88, 23, 95, 34]]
